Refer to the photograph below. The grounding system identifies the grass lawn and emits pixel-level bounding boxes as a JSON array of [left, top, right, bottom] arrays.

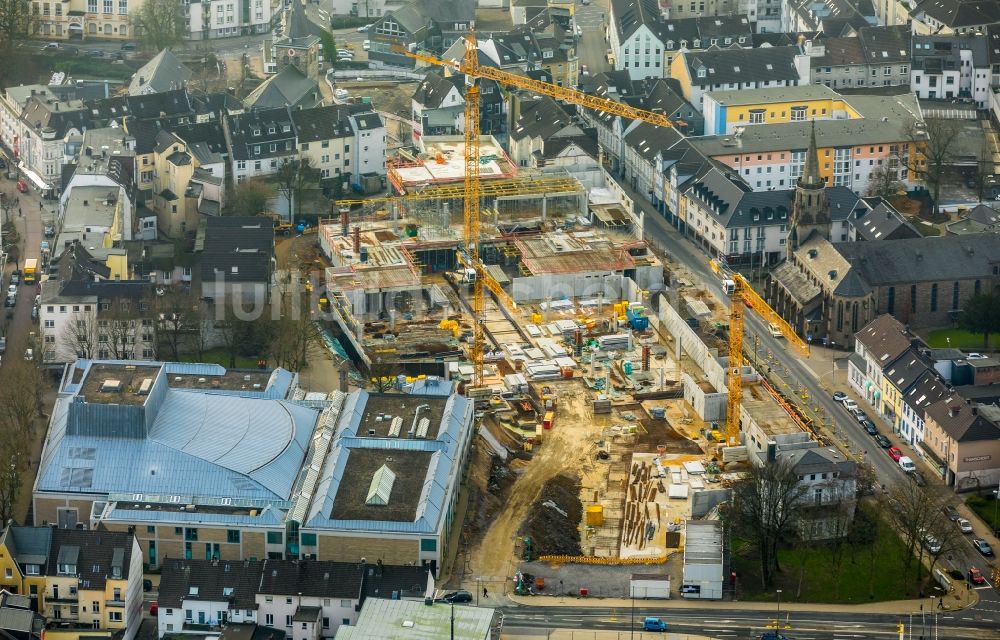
[[925, 328, 995, 350], [181, 348, 260, 369], [966, 494, 1000, 531], [732, 517, 913, 604]]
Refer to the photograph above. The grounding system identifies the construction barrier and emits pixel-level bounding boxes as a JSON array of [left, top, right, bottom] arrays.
[[538, 551, 676, 566]]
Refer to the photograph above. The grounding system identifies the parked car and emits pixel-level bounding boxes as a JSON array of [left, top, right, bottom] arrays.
[[16, 179, 28, 193], [9, 271, 19, 285], [88, 49, 106, 58], [7, 284, 16, 297], [967, 353, 988, 360], [4, 296, 14, 308], [362, 39, 371, 51], [842, 399, 858, 411], [957, 518, 974, 534], [30, 306, 38, 322], [120, 41, 137, 51], [923, 533, 941, 554], [23, 348, 32, 361], [969, 567, 986, 585], [942, 505, 961, 521], [149, 602, 158, 616], [898, 456, 916, 472], [334, 88, 349, 100], [832, 391, 847, 402], [580, 64, 589, 77], [973, 538, 994, 556], [44, 224, 55, 237], [912, 470, 927, 486], [40, 42, 60, 50], [851, 408, 868, 422], [357, 23, 371, 32], [438, 591, 473, 603], [862, 419, 878, 436], [874, 434, 891, 448], [887, 446, 903, 461], [643, 618, 667, 632], [143, 579, 153, 592]]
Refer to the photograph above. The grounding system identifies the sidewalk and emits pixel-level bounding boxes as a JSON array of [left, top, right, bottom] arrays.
[[506, 586, 979, 614]]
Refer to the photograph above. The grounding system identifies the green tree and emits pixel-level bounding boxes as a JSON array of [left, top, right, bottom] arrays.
[[959, 292, 1000, 349], [224, 179, 272, 216], [320, 31, 338, 69], [131, 0, 183, 52]]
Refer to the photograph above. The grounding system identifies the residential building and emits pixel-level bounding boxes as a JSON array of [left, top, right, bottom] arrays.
[[782, 0, 874, 35], [333, 599, 497, 640], [0, 85, 57, 171], [61, 127, 146, 244], [34, 360, 475, 572], [182, 0, 272, 41], [622, 121, 684, 202], [659, 0, 744, 20], [293, 105, 360, 182], [42, 529, 143, 640], [898, 368, 950, 447], [0, 590, 43, 640], [507, 97, 583, 167], [690, 93, 923, 195], [702, 84, 860, 136], [0, 526, 52, 606], [648, 15, 753, 80], [922, 397, 1000, 489], [856, 25, 911, 89], [30, 0, 137, 40], [149, 130, 225, 238], [910, 0, 1000, 35], [608, 0, 667, 81], [669, 46, 809, 112], [911, 34, 991, 108], [849, 200, 920, 241], [128, 50, 194, 96], [39, 242, 156, 363], [19, 94, 91, 195], [348, 111, 386, 190], [224, 107, 298, 182], [196, 216, 274, 304], [410, 71, 504, 144], [367, 0, 476, 68], [245, 66, 323, 111], [155, 558, 433, 639]]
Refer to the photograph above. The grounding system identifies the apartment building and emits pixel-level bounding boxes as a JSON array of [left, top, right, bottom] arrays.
[[30, 0, 135, 40], [149, 130, 225, 238], [182, 0, 272, 41], [911, 34, 991, 108], [224, 107, 298, 182]]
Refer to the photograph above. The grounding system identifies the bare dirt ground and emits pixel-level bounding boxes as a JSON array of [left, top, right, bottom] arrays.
[[468, 380, 608, 578]]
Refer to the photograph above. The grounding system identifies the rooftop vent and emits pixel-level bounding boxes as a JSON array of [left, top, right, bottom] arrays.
[[100, 379, 122, 392]]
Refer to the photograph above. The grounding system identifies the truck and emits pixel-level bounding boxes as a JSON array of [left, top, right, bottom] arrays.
[[23, 258, 37, 284], [898, 456, 916, 473]]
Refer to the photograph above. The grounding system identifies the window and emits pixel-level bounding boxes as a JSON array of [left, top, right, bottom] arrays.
[[113, 588, 121, 601], [117, 0, 126, 13], [227, 530, 240, 543], [103, 0, 111, 12], [185, 528, 198, 541], [300, 533, 317, 546], [323, 618, 330, 629], [3, 568, 10, 578], [285, 615, 292, 628], [887, 287, 895, 315], [930, 283, 938, 312], [186, 610, 193, 621], [910, 284, 917, 312], [265, 615, 274, 626], [420, 538, 437, 552], [952, 281, 960, 310], [748, 109, 764, 124], [267, 531, 283, 544], [44, 320, 54, 328], [25, 564, 40, 575]]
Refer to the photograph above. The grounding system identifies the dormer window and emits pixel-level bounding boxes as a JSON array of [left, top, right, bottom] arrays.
[[697, 68, 706, 78], [542, 50, 553, 59], [252, 128, 260, 136], [268, 126, 275, 134], [282, 124, 290, 133], [693, 39, 701, 48]]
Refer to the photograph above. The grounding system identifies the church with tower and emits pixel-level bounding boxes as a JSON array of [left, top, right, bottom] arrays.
[[766, 122, 1000, 347]]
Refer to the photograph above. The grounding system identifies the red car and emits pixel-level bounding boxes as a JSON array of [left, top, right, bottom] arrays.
[[15, 179, 27, 193], [969, 567, 985, 585], [887, 446, 903, 462]]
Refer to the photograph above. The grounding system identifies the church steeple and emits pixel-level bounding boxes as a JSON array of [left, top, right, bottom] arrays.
[[798, 120, 824, 190], [787, 119, 832, 258]]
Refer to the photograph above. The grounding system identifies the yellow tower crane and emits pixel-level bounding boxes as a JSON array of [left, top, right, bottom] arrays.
[[397, 32, 677, 389], [725, 274, 809, 446]]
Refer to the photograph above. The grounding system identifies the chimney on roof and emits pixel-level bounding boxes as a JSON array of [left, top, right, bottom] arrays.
[[948, 405, 961, 418]]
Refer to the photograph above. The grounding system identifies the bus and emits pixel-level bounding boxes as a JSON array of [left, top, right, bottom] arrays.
[[23, 258, 37, 284]]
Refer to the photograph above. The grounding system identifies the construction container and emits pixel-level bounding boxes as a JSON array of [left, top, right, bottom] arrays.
[[650, 407, 666, 420], [543, 411, 555, 429], [585, 505, 605, 526], [560, 366, 574, 379]]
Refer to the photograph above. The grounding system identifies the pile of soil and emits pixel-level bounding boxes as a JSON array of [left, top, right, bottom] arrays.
[[521, 474, 583, 557]]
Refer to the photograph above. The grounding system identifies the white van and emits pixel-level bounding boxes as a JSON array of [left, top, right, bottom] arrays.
[[898, 456, 916, 473]]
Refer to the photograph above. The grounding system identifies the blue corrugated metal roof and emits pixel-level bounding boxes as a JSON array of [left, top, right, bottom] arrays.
[[106, 506, 286, 526]]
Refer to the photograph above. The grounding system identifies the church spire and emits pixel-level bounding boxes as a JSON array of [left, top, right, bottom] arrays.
[[798, 119, 824, 189]]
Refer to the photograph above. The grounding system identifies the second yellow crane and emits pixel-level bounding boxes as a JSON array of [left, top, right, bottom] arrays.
[[398, 31, 678, 389]]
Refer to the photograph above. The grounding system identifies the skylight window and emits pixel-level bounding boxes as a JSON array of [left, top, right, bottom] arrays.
[[366, 464, 396, 506]]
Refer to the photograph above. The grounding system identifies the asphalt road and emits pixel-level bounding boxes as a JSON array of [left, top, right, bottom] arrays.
[[500, 604, 1000, 639], [0, 169, 48, 364], [573, 0, 610, 77]]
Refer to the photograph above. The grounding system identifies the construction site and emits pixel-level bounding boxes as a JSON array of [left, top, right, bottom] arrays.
[[312, 37, 850, 601]]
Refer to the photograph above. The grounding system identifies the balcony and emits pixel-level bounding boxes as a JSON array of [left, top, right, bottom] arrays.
[[106, 599, 126, 608]]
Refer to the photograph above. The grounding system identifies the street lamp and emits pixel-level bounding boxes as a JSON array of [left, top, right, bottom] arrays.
[[993, 489, 999, 536], [776, 589, 783, 626]]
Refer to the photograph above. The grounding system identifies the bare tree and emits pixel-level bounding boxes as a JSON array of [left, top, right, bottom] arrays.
[[0, 360, 40, 522], [103, 305, 139, 360], [131, 0, 183, 51], [723, 460, 808, 589], [60, 311, 100, 361], [368, 357, 401, 392], [866, 165, 904, 199], [972, 138, 992, 203], [276, 159, 319, 226], [0, 0, 33, 88], [155, 287, 201, 362], [906, 118, 963, 217], [269, 273, 319, 371], [887, 481, 953, 591]]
